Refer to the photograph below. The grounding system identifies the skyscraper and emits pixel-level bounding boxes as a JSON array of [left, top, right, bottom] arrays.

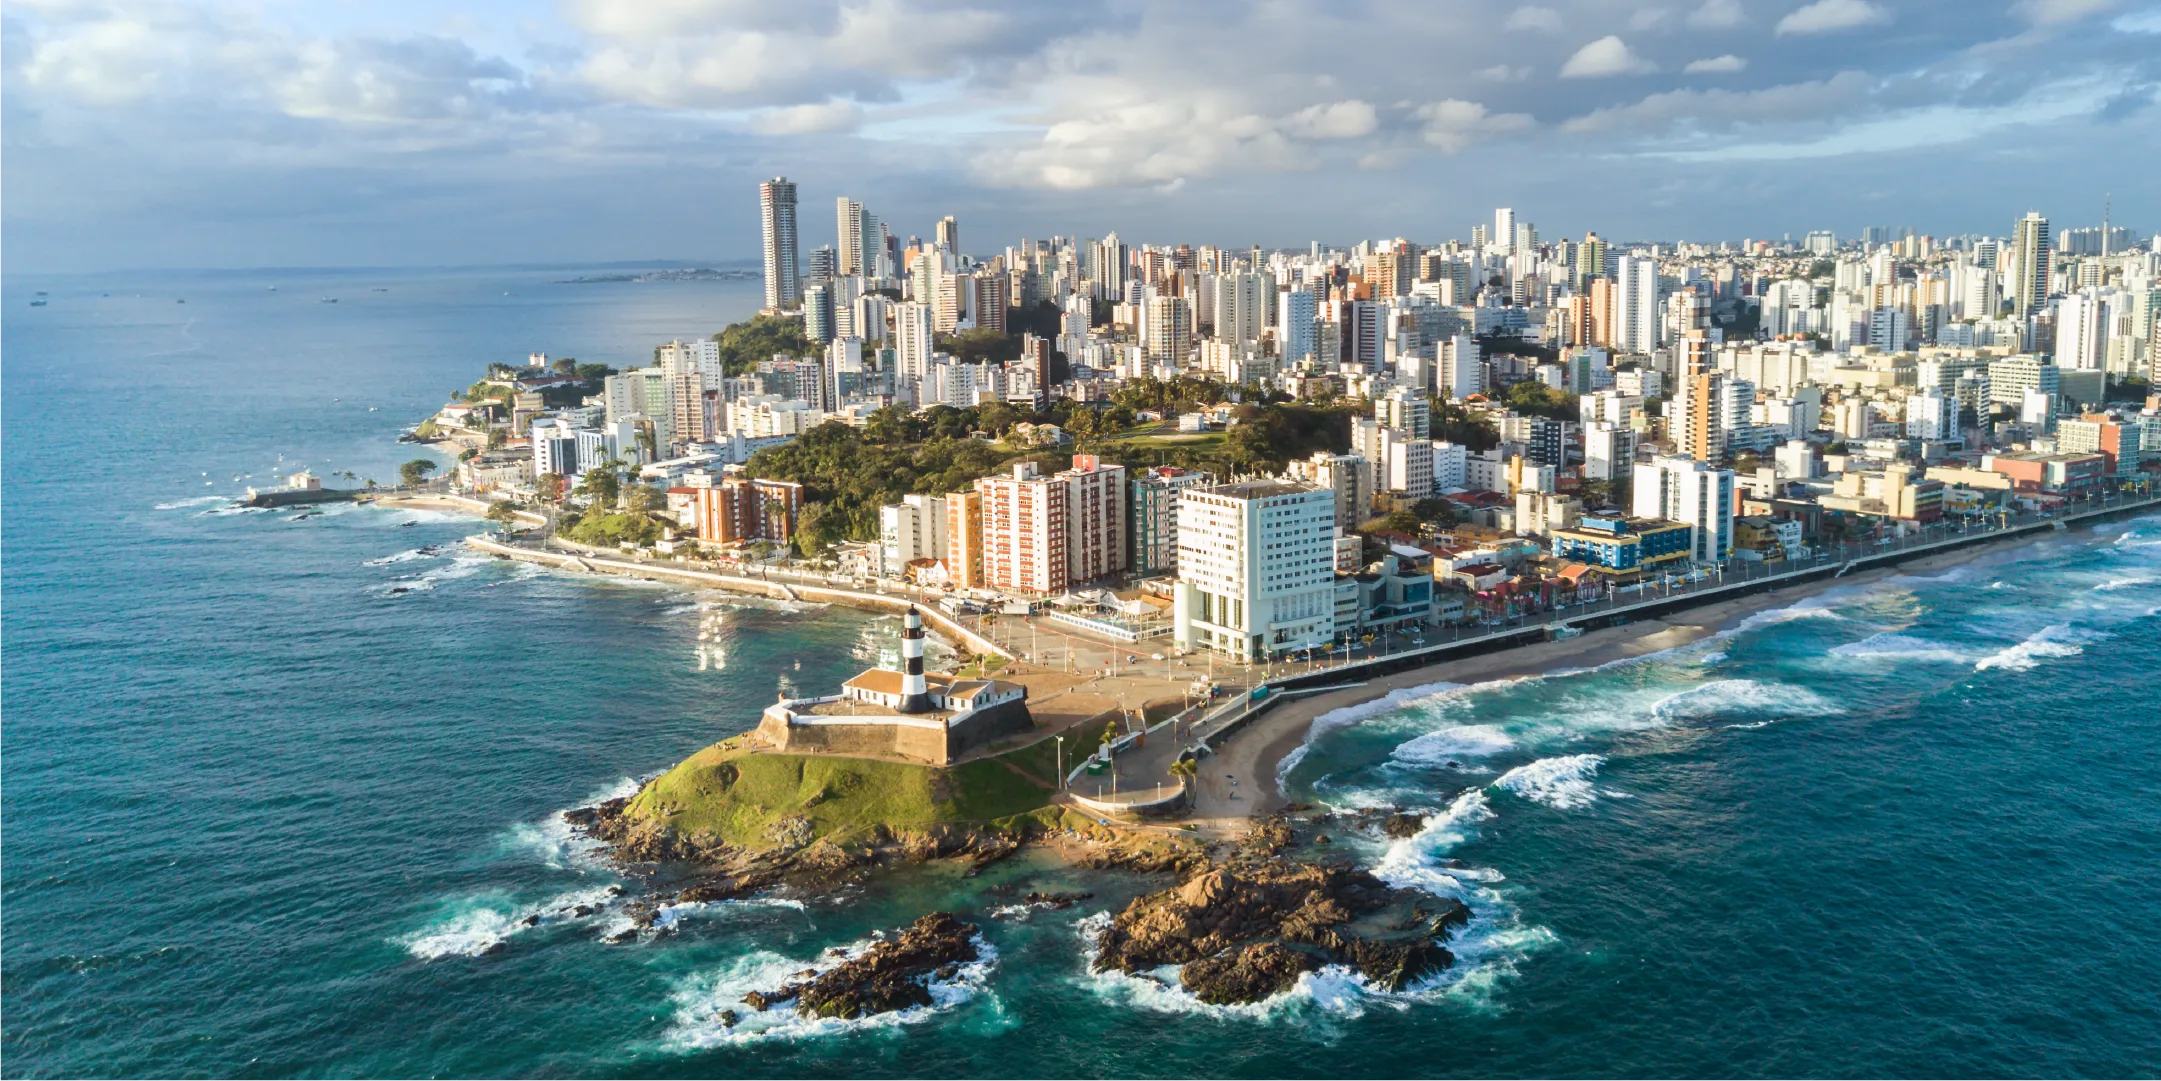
[[1279, 287, 1317, 362], [1494, 208, 1516, 254], [2010, 211, 2051, 320], [836, 197, 878, 277], [1614, 255, 1660, 354], [760, 177, 800, 311], [937, 215, 959, 255]]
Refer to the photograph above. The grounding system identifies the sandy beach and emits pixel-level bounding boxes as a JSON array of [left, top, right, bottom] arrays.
[[1188, 530, 2049, 823]]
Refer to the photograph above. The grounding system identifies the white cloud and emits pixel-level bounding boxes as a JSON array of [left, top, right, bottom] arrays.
[[1480, 64, 1534, 80], [1629, 7, 1672, 30], [1775, 0, 1890, 35], [1279, 100, 1379, 138], [570, 0, 1020, 109], [1560, 35, 1658, 77], [1684, 54, 1749, 73], [1414, 98, 1536, 151], [749, 100, 864, 134], [1504, 5, 1566, 32], [1688, 0, 1747, 28], [2014, 0, 2121, 22], [1562, 71, 1871, 134], [978, 98, 1386, 189]]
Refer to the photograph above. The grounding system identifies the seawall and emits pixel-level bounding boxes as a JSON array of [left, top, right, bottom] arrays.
[[463, 534, 1012, 660]]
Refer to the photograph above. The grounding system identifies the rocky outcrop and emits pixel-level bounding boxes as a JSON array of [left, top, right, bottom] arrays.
[[737, 913, 982, 1021], [1091, 814, 1473, 1005]]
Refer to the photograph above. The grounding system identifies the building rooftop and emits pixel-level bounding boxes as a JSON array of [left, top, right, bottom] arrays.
[[1197, 479, 1321, 500]]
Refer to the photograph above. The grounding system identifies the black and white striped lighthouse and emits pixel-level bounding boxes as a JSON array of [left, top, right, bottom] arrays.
[[898, 606, 932, 713]]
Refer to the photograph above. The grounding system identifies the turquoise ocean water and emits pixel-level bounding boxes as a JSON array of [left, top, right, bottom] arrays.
[[4, 268, 2159, 1078]]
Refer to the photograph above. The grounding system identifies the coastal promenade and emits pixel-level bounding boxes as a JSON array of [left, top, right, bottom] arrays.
[[462, 533, 1013, 660], [1090, 486, 2161, 818]]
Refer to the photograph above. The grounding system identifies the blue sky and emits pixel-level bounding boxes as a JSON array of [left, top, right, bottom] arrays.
[[4, 0, 2157, 272]]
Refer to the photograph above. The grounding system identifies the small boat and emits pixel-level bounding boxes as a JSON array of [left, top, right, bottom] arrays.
[[29, 298, 46, 307], [176, 298, 186, 303], [320, 297, 339, 304], [371, 287, 387, 292]]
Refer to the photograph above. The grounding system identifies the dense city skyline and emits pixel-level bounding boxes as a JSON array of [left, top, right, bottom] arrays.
[[6, 0, 2159, 273]]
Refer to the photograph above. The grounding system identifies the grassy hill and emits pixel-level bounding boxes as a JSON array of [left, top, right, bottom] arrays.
[[621, 737, 1069, 849]]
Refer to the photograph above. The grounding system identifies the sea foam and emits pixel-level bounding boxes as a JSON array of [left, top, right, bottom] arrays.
[[1387, 725, 1518, 769], [1491, 755, 1604, 810], [1826, 632, 1974, 665], [663, 935, 998, 1048], [1649, 679, 1840, 723], [1974, 623, 2107, 672], [398, 884, 625, 960]]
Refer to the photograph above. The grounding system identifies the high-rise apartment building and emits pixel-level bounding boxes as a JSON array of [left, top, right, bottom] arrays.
[[977, 462, 1066, 595], [2010, 211, 2051, 320], [1145, 295, 1192, 363], [879, 494, 947, 573], [894, 301, 935, 383], [1376, 387, 1431, 439], [1279, 288, 1317, 362], [1060, 454, 1128, 585], [972, 456, 1127, 595], [1615, 255, 1660, 354], [1129, 467, 1212, 577], [835, 197, 880, 277], [1172, 480, 1336, 662], [1285, 450, 1373, 531], [944, 490, 985, 589], [759, 177, 800, 310], [936, 215, 960, 254], [1632, 455, 1735, 563]]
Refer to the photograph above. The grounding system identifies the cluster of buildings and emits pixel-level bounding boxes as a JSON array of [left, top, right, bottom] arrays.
[[436, 185, 2159, 661]]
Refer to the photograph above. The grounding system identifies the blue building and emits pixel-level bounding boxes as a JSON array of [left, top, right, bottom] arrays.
[[1549, 516, 1692, 573]]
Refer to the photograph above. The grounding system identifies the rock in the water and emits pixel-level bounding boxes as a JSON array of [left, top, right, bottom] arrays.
[[1381, 813, 1427, 839], [748, 912, 982, 1021], [1181, 941, 1318, 1005], [1093, 853, 1468, 1005]]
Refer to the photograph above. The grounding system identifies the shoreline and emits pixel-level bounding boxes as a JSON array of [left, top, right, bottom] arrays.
[[1193, 529, 2056, 821]]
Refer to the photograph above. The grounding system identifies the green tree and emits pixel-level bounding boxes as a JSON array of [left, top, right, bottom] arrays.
[[1504, 381, 1575, 420], [937, 327, 1022, 365], [578, 464, 622, 507], [535, 472, 565, 504], [1359, 509, 1423, 535], [1409, 498, 1454, 524], [484, 501, 519, 527], [712, 314, 814, 376], [623, 483, 661, 514], [399, 459, 438, 486]]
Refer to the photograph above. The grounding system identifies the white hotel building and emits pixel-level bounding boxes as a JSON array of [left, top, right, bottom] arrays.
[[1172, 480, 1336, 662]]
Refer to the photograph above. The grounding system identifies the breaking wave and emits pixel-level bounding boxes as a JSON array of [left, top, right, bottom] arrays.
[[663, 935, 999, 1048], [1974, 623, 2108, 672], [1388, 725, 1518, 769], [1650, 679, 1841, 723], [1491, 755, 1604, 810], [1826, 632, 1974, 665], [398, 884, 626, 960]]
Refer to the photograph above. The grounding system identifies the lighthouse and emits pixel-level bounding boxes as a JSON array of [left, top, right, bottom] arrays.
[[898, 606, 932, 713]]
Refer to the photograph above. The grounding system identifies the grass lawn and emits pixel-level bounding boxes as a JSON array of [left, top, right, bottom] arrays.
[[626, 734, 1074, 846]]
